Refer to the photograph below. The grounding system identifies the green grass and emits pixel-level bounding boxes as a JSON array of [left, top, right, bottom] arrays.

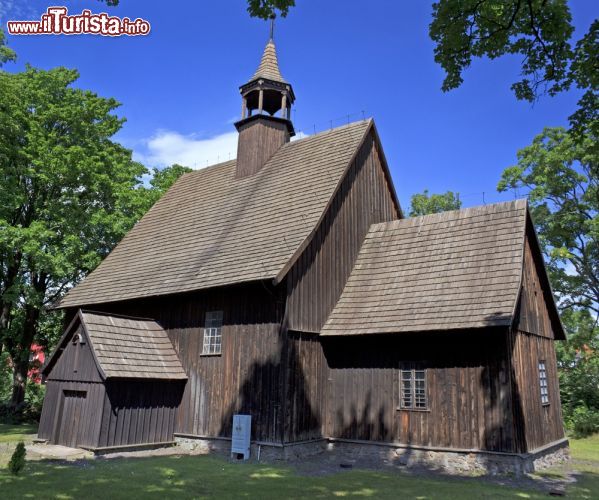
[[0, 423, 38, 444], [0, 455, 575, 500], [0, 425, 597, 499], [570, 434, 599, 464]]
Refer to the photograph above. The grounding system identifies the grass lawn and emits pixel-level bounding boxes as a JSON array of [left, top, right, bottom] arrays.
[[0, 423, 38, 444], [0, 424, 597, 499]]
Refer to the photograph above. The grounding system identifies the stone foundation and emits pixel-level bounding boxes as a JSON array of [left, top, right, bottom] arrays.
[[326, 438, 569, 475], [174, 434, 569, 476], [174, 434, 327, 462]]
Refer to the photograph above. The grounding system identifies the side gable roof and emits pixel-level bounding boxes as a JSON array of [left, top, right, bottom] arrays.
[[322, 200, 563, 336], [43, 310, 187, 380], [58, 120, 380, 308]]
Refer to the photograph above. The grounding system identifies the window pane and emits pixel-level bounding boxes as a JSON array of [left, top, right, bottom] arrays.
[[400, 369, 427, 410], [538, 361, 548, 404]]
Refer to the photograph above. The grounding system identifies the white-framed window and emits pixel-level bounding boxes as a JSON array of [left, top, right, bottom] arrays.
[[400, 368, 428, 410], [202, 310, 223, 355], [539, 360, 549, 405]]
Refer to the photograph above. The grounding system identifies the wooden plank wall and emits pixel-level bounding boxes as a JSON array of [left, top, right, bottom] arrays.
[[236, 118, 289, 178], [98, 380, 184, 448], [38, 380, 105, 448], [286, 131, 399, 333], [46, 325, 103, 383], [322, 329, 518, 453], [283, 332, 327, 442], [516, 232, 556, 338], [511, 230, 564, 452], [509, 331, 564, 452], [90, 282, 286, 443]]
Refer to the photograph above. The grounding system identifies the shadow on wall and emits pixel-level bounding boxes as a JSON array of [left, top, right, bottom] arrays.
[[334, 391, 390, 442], [217, 325, 322, 444]]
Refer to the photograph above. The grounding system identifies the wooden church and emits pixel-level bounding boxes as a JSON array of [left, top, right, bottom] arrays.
[[39, 32, 567, 472]]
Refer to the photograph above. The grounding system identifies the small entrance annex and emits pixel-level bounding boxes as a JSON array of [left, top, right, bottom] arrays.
[[38, 310, 187, 451]]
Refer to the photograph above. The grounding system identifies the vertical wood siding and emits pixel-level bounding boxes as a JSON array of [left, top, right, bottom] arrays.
[[98, 380, 184, 448], [46, 326, 103, 383], [509, 330, 564, 452], [322, 330, 518, 453], [283, 332, 328, 442], [38, 381, 105, 448], [511, 230, 565, 451], [286, 131, 399, 332], [517, 232, 556, 338], [236, 118, 289, 178], [89, 282, 286, 443]]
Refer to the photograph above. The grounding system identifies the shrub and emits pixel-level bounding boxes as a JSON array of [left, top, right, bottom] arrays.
[[0, 383, 45, 424], [8, 442, 26, 475], [570, 405, 599, 438]]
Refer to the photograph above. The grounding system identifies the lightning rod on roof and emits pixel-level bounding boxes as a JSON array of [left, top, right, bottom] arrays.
[[269, 14, 275, 40]]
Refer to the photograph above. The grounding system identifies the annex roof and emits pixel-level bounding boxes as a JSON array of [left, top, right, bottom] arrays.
[[322, 200, 531, 335], [43, 310, 187, 380]]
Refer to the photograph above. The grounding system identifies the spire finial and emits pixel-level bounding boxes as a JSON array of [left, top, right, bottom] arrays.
[[269, 14, 275, 40]]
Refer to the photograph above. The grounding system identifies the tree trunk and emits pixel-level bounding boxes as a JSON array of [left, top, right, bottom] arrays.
[[11, 360, 29, 407], [10, 304, 40, 407]]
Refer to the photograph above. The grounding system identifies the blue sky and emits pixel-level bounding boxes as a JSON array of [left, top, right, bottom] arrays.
[[1, 0, 595, 209]]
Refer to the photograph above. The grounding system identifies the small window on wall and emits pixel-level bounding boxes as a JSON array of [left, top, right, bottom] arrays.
[[202, 311, 223, 355], [539, 361, 549, 405], [400, 368, 428, 410]]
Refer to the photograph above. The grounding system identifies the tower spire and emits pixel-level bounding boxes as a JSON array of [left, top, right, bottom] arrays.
[[234, 20, 296, 177]]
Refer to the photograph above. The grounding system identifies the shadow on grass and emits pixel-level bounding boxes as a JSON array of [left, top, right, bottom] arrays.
[[1, 454, 598, 499]]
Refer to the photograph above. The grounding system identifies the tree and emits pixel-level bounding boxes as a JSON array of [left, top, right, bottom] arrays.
[[409, 189, 462, 216], [96, 0, 296, 20], [0, 67, 187, 406], [498, 127, 598, 315], [556, 308, 599, 436], [498, 127, 598, 434], [246, 0, 296, 19], [429, 1, 597, 138], [146, 164, 192, 204], [0, 28, 16, 67]]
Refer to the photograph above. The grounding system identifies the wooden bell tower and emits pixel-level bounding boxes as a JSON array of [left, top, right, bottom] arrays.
[[235, 19, 295, 178]]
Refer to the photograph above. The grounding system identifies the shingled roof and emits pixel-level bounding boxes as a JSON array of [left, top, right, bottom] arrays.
[[321, 200, 530, 336], [59, 120, 374, 308], [44, 311, 187, 380], [252, 39, 286, 82]]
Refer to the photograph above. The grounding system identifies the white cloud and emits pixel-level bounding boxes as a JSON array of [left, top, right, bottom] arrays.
[[134, 127, 310, 171], [0, 1, 36, 19], [136, 130, 238, 170]]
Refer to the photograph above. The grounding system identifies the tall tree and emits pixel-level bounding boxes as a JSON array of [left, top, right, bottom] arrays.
[[409, 189, 462, 216], [0, 28, 16, 67], [498, 127, 598, 315], [0, 67, 186, 405], [96, 0, 297, 19], [429, 1, 597, 138]]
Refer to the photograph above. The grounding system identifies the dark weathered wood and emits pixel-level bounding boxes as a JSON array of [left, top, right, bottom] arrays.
[[46, 326, 103, 383], [88, 282, 286, 443], [286, 130, 399, 333], [236, 116, 290, 178], [509, 228, 565, 452], [321, 329, 519, 452]]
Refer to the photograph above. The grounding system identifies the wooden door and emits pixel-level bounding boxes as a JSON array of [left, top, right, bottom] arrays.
[[54, 390, 87, 447]]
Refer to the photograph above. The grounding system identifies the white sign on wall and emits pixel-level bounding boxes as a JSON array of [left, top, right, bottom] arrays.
[[231, 414, 251, 460]]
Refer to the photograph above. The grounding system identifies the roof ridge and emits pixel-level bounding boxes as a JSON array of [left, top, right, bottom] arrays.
[[290, 118, 372, 144], [81, 309, 157, 322], [369, 199, 527, 232]]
